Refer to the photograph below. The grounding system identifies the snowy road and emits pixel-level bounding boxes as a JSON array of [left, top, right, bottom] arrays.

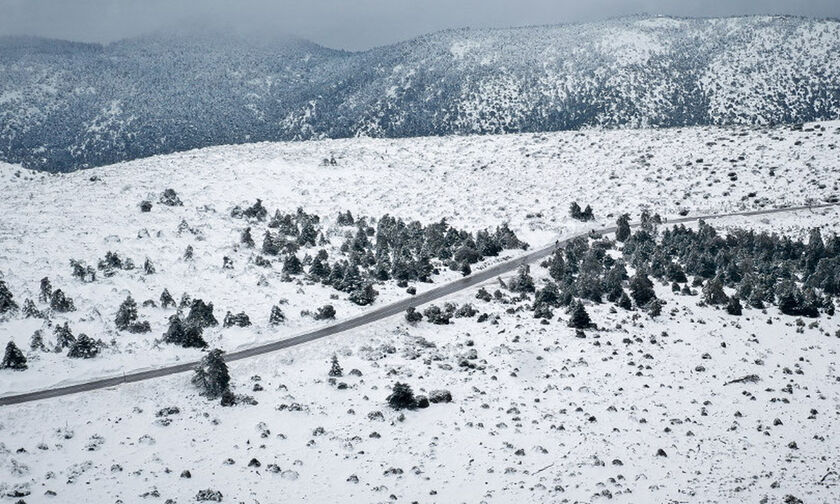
[[1, 201, 837, 406]]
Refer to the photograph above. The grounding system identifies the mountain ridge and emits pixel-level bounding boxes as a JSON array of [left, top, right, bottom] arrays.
[[1, 14, 839, 171]]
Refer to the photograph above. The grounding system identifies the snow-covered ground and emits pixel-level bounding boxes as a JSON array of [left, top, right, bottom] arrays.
[[1, 121, 839, 502]]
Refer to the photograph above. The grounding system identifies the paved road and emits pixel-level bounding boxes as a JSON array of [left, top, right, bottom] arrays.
[[1, 201, 837, 406]]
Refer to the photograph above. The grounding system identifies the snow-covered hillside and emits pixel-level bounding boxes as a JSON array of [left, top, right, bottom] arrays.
[[1, 15, 839, 171], [0, 120, 838, 392], [1, 121, 839, 502]]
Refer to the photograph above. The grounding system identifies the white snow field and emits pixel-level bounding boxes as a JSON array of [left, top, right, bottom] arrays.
[[0, 121, 839, 502]]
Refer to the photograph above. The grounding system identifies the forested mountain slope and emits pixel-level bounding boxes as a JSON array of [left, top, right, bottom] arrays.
[[1, 15, 838, 171]]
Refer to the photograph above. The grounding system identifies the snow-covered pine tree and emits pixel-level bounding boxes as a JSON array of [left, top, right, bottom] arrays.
[[328, 354, 343, 377], [192, 348, 230, 398], [387, 382, 416, 410], [0, 280, 19, 315], [160, 288, 175, 309], [568, 300, 592, 328], [39, 277, 52, 303], [269, 305, 285, 325], [68, 334, 101, 359], [1, 341, 27, 370], [115, 295, 139, 330]]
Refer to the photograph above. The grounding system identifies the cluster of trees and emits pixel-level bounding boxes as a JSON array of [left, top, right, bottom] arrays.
[[244, 206, 527, 306], [648, 223, 839, 317], [30, 322, 104, 359], [405, 302, 478, 325], [163, 298, 219, 349], [71, 251, 155, 282], [531, 234, 657, 322], [569, 202, 594, 222], [115, 295, 151, 333], [1, 276, 106, 365], [528, 214, 838, 325]]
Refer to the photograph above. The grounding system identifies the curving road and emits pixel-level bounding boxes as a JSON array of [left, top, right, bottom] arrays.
[[1, 201, 837, 406]]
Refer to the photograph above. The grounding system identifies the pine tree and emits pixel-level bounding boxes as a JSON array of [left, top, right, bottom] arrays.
[[607, 284, 623, 302], [618, 291, 633, 310], [186, 299, 218, 328], [182, 325, 208, 349], [0, 280, 18, 315], [192, 349, 230, 398], [164, 315, 207, 348], [453, 244, 481, 265], [328, 354, 343, 377], [387, 382, 416, 410], [630, 271, 656, 307], [115, 295, 139, 330], [143, 258, 156, 275], [241, 227, 255, 248], [269, 305, 286, 325], [647, 299, 663, 317], [68, 334, 101, 359], [1, 341, 27, 370], [533, 303, 554, 319], [337, 210, 355, 226], [547, 250, 566, 281], [534, 282, 560, 307], [243, 199, 267, 221], [726, 296, 743, 315], [223, 311, 251, 328], [615, 214, 631, 242], [702, 277, 728, 305], [70, 259, 96, 282], [297, 222, 317, 247], [569, 202, 583, 220], [39, 277, 52, 303], [349, 283, 378, 306], [160, 288, 175, 309], [415, 254, 434, 282], [163, 314, 186, 345], [54, 322, 75, 349], [22, 298, 43, 318], [423, 305, 451, 325], [30, 330, 46, 351], [508, 265, 535, 293], [568, 301, 592, 328], [282, 254, 303, 275], [748, 288, 765, 309], [49, 289, 75, 312]]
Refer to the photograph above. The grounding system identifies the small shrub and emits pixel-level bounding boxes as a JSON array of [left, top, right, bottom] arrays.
[[314, 305, 336, 320], [387, 382, 416, 410], [404, 307, 422, 323], [159, 188, 183, 206]]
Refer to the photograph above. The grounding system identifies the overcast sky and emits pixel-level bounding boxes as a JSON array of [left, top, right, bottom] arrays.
[[1, 0, 838, 50]]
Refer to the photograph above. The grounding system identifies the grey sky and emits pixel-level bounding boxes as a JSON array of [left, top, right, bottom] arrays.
[[1, 0, 838, 50]]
